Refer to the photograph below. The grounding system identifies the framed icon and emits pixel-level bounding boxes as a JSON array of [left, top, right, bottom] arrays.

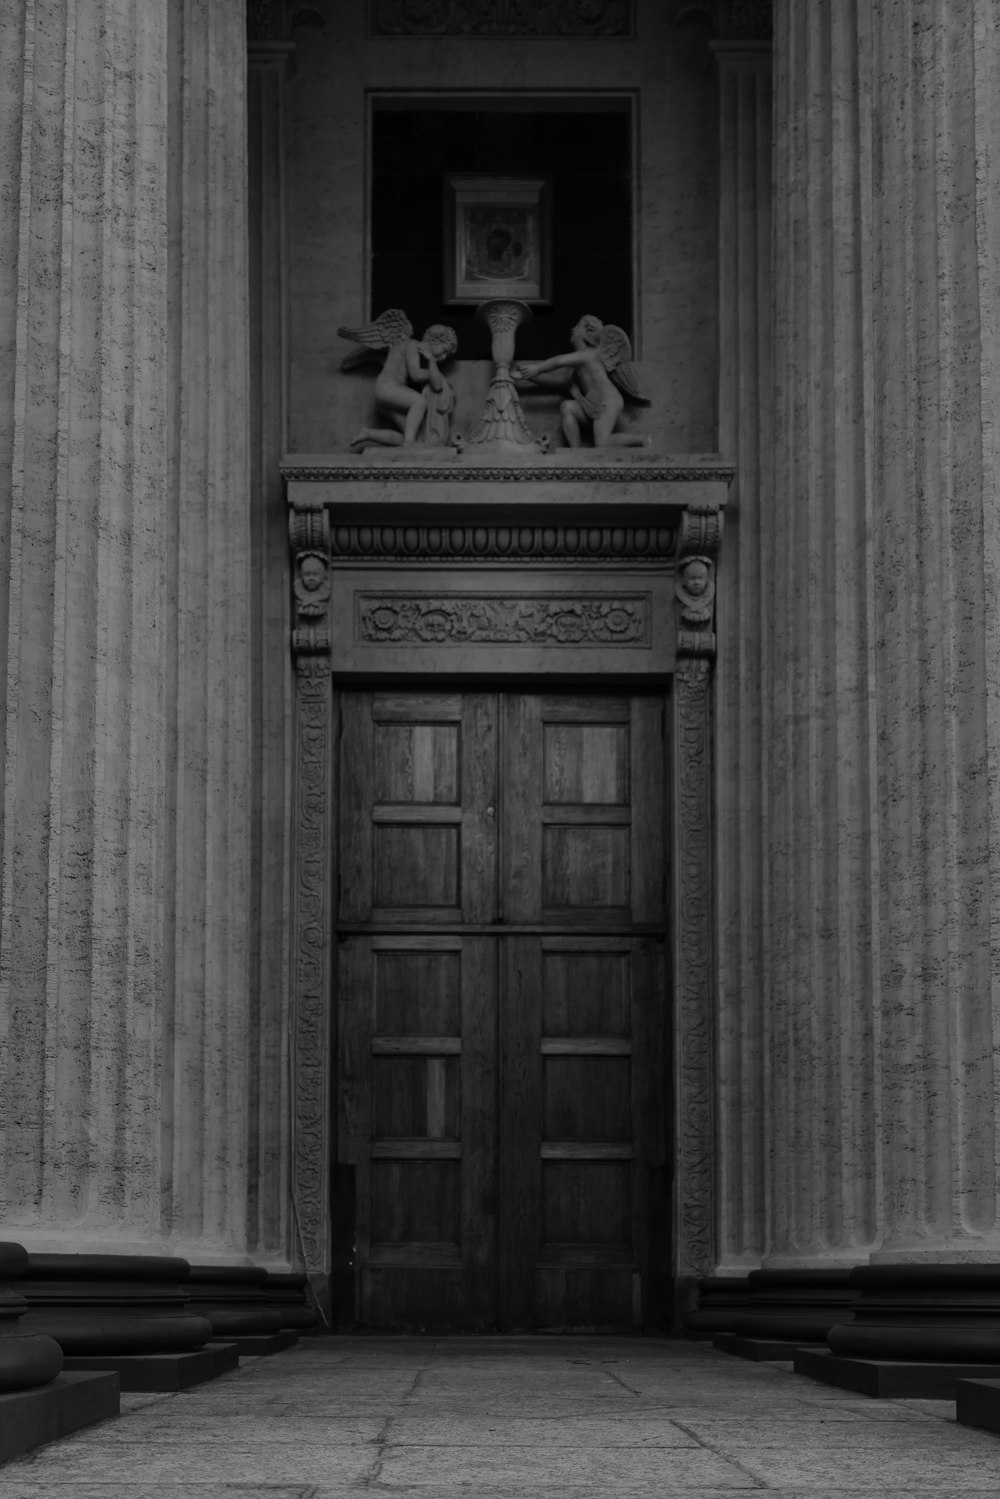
[[443, 175, 552, 306]]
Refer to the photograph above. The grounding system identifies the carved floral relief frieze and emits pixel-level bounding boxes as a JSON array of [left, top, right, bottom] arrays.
[[358, 593, 650, 646], [370, 0, 632, 37]]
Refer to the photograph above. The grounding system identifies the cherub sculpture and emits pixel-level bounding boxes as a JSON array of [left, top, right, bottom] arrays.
[[512, 315, 650, 448], [339, 309, 458, 449]]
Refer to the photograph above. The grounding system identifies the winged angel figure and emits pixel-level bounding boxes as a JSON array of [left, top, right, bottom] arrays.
[[513, 315, 650, 448], [339, 308, 458, 449]]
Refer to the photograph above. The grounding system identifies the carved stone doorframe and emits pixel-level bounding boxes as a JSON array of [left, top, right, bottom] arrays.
[[285, 461, 729, 1318]]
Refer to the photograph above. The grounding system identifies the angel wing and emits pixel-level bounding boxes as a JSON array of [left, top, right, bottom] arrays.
[[338, 308, 413, 370], [597, 324, 651, 406]]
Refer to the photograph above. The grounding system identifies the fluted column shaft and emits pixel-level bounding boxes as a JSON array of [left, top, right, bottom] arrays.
[[0, 0, 253, 1259], [246, 40, 296, 1261], [870, 0, 1000, 1261], [713, 39, 772, 1271], [163, 0, 252, 1259], [767, 0, 879, 1263], [0, 0, 170, 1240]]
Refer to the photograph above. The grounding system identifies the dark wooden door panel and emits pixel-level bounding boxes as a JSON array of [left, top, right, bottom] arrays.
[[335, 689, 668, 1331], [503, 694, 665, 925], [499, 933, 666, 1330], [339, 690, 496, 925], [338, 931, 497, 1329]]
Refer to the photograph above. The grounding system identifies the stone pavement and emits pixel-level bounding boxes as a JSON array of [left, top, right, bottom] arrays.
[[1, 1336, 1000, 1497]]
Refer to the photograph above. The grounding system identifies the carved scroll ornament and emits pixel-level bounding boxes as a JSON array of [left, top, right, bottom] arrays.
[[358, 593, 650, 646]]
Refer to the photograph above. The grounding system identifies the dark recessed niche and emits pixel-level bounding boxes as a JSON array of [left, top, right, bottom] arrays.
[[370, 106, 633, 361]]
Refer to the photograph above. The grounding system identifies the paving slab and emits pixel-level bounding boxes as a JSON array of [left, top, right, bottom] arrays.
[[2, 1336, 999, 1494]]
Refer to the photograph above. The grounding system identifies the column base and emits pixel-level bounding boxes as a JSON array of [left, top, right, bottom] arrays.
[[0, 1372, 119, 1465], [62, 1343, 239, 1392], [713, 1332, 814, 1361], [827, 1265, 1000, 1362], [957, 1379, 1000, 1433], [0, 1331, 64, 1392], [795, 1346, 1000, 1400], [185, 1266, 285, 1338], [682, 1276, 755, 1336], [19, 1255, 213, 1355], [209, 1330, 299, 1357], [263, 1272, 321, 1332], [730, 1269, 858, 1342]]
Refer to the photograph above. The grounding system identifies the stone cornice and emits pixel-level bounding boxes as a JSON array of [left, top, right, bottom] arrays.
[[281, 459, 736, 486], [676, 0, 772, 41], [247, 0, 326, 41]]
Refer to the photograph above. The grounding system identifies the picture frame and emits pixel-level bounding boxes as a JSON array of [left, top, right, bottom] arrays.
[[443, 174, 552, 306]]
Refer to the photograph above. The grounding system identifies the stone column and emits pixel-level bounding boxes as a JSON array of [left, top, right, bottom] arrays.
[[162, 0, 253, 1261], [869, 0, 1000, 1263], [766, 0, 880, 1264], [711, 34, 772, 1272], [0, 0, 171, 1247], [246, 37, 296, 1264], [0, 0, 254, 1262]]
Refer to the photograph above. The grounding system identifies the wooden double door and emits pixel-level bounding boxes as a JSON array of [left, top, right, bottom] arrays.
[[335, 689, 670, 1330]]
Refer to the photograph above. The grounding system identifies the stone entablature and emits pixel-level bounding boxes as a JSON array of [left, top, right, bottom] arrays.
[[284, 453, 729, 671], [283, 454, 729, 1292]]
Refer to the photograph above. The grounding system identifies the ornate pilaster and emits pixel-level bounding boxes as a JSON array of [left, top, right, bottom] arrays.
[[711, 27, 771, 1272], [763, 0, 879, 1269], [288, 503, 332, 1281], [673, 508, 722, 1289], [869, 0, 1000, 1262]]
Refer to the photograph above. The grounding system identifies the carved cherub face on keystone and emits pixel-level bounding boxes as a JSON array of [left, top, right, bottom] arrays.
[[299, 555, 326, 592], [682, 559, 711, 596]]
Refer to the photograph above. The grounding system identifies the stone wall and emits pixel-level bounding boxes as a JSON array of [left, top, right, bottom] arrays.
[[283, 0, 719, 454]]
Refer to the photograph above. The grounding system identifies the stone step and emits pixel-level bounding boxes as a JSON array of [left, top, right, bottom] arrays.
[[0, 1372, 119, 1466], [62, 1343, 239, 1392]]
